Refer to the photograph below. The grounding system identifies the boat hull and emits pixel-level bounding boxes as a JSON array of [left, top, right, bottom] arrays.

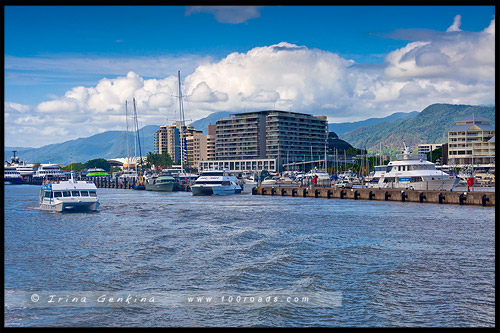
[[212, 186, 242, 195], [4, 177, 24, 185], [39, 200, 99, 212], [145, 182, 174, 192], [368, 177, 459, 191], [191, 185, 214, 196]]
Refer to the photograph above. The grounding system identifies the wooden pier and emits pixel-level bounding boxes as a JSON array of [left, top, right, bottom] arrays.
[[22, 176, 191, 191], [252, 186, 495, 207]]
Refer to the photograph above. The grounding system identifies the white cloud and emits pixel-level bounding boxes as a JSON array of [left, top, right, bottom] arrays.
[[188, 82, 228, 103], [5, 16, 495, 147], [446, 15, 462, 32]]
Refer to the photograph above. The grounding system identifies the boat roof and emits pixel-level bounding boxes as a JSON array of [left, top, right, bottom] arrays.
[[42, 180, 97, 190], [157, 175, 175, 179]]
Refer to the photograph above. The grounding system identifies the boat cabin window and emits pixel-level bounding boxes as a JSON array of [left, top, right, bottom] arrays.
[[195, 180, 223, 185], [72, 191, 80, 197], [202, 172, 224, 177], [62, 191, 71, 197], [54, 191, 62, 198], [89, 191, 97, 197], [44, 191, 52, 198], [80, 191, 89, 196], [374, 166, 388, 172], [221, 181, 230, 186]]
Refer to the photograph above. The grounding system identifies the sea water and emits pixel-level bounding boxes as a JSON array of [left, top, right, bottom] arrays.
[[4, 185, 495, 327]]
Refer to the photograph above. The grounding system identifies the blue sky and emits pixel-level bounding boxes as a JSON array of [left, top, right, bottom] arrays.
[[4, 5, 496, 147]]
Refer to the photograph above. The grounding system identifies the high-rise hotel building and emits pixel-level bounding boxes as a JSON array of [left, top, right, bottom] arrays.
[[154, 121, 201, 164], [199, 110, 328, 172]]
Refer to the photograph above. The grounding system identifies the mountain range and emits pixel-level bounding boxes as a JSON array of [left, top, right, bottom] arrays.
[[5, 126, 159, 165], [4, 103, 495, 164], [339, 103, 495, 152], [328, 111, 419, 135]]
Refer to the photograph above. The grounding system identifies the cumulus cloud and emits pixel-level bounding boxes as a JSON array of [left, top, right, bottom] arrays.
[[446, 15, 462, 32], [188, 82, 229, 103], [5, 16, 495, 147], [185, 6, 263, 24]]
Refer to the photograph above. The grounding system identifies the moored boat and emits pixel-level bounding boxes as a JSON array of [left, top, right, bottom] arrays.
[[367, 143, 459, 191], [145, 174, 175, 192], [4, 165, 24, 184], [34, 164, 66, 180], [191, 169, 242, 196], [85, 168, 109, 177]]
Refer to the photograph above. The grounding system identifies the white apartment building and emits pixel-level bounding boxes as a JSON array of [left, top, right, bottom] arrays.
[[448, 115, 495, 167]]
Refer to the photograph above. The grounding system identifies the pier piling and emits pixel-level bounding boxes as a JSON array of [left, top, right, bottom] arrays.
[[253, 186, 494, 207]]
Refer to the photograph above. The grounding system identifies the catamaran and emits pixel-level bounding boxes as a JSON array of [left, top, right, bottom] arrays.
[[191, 169, 242, 195], [39, 172, 99, 212]]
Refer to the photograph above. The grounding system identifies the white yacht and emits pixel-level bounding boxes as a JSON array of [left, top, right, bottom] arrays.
[[365, 165, 389, 185], [15, 161, 35, 177], [118, 169, 138, 181], [303, 168, 331, 186], [39, 172, 99, 212], [34, 164, 66, 180], [4, 165, 23, 184], [242, 172, 258, 186], [191, 169, 242, 196], [367, 143, 459, 191], [7, 153, 34, 177]]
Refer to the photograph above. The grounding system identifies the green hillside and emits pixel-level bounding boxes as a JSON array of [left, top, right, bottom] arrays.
[[340, 104, 495, 152], [328, 111, 418, 134], [4, 125, 160, 165]]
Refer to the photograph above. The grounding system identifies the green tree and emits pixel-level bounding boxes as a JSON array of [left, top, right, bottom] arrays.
[[426, 147, 443, 163], [145, 152, 173, 170], [65, 162, 85, 172], [84, 158, 111, 172]]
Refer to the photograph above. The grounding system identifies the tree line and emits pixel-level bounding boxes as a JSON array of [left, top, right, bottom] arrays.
[[59, 152, 175, 173]]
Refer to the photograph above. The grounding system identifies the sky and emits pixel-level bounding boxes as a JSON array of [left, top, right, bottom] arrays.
[[4, 5, 496, 148]]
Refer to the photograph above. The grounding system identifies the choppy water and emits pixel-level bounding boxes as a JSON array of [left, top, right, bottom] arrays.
[[4, 184, 495, 327]]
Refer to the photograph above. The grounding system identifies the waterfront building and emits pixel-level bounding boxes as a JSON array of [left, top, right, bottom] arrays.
[[154, 121, 201, 164], [448, 115, 495, 167], [206, 125, 216, 161], [198, 158, 277, 173], [208, 110, 328, 172], [418, 143, 443, 154]]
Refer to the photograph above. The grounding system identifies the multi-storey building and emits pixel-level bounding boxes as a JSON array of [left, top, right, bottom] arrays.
[[154, 124, 179, 159], [202, 110, 328, 172], [448, 115, 495, 167], [154, 121, 201, 164], [417, 143, 443, 154], [206, 125, 216, 161]]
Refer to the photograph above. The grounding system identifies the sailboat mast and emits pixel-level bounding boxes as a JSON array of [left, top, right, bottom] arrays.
[[178, 71, 184, 171], [133, 98, 144, 174], [125, 100, 130, 172]]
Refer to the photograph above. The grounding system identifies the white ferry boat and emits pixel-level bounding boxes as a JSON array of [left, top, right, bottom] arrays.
[[4, 165, 23, 184], [367, 143, 459, 191], [191, 169, 242, 196], [34, 164, 66, 180], [39, 172, 99, 212]]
